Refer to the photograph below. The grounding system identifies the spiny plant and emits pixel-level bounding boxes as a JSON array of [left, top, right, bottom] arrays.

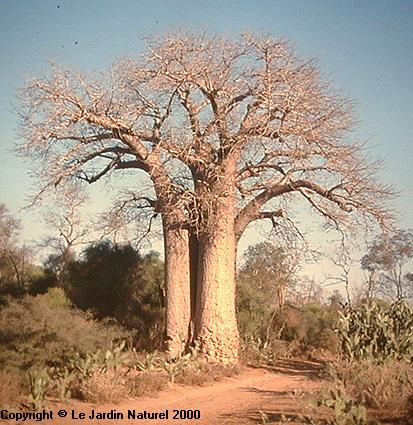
[[161, 342, 204, 383], [134, 351, 162, 372], [26, 339, 131, 409], [27, 369, 50, 410], [48, 366, 75, 402], [337, 300, 413, 363], [329, 360, 413, 411], [162, 355, 190, 384], [313, 386, 376, 425]]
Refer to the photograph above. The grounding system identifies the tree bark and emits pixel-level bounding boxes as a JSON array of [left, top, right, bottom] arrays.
[[163, 218, 191, 357], [194, 195, 240, 364]]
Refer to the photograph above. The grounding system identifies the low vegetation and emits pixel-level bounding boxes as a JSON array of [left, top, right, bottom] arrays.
[[238, 300, 413, 425], [0, 288, 129, 373], [306, 301, 413, 425], [0, 287, 239, 409]]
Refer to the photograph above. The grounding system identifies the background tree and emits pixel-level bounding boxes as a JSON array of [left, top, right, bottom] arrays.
[[360, 261, 381, 305], [38, 187, 90, 290], [0, 204, 32, 297], [0, 204, 20, 290], [361, 229, 413, 300], [237, 241, 300, 342], [236, 241, 340, 353], [288, 276, 324, 307], [239, 241, 299, 309], [19, 31, 393, 362], [326, 248, 356, 306]]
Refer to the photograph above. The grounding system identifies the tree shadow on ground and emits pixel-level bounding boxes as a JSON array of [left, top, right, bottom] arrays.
[[249, 358, 327, 379], [373, 412, 413, 425], [220, 409, 329, 424], [220, 382, 327, 424], [219, 360, 330, 424], [241, 388, 291, 397]]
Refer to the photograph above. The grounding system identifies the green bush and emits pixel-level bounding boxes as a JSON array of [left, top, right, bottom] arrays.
[[271, 303, 340, 354], [236, 276, 272, 338], [0, 288, 129, 372], [68, 242, 164, 350], [237, 268, 340, 357]]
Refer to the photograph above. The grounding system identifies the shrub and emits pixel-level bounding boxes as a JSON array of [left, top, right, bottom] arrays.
[[238, 299, 341, 360], [270, 303, 340, 355], [44, 287, 72, 308], [27, 268, 56, 296], [240, 336, 288, 365], [68, 242, 164, 350], [0, 289, 129, 372]]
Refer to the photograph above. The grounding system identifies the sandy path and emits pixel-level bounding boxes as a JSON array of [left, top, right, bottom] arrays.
[[12, 360, 323, 425]]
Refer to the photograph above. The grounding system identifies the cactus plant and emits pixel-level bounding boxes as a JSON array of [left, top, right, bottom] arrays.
[[27, 368, 50, 410], [337, 300, 413, 363]]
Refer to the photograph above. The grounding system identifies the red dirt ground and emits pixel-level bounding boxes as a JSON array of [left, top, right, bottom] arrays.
[[7, 360, 325, 425]]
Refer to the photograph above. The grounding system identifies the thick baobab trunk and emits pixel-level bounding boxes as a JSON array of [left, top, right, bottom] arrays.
[[195, 197, 240, 364], [163, 219, 191, 357]]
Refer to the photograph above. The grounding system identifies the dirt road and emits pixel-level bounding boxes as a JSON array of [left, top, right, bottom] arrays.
[[13, 360, 323, 425]]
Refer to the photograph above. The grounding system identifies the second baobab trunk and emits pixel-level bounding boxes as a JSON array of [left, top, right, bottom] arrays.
[[162, 216, 191, 358]]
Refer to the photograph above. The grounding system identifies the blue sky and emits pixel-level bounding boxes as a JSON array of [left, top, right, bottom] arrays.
[[1, 0, 412, 264]]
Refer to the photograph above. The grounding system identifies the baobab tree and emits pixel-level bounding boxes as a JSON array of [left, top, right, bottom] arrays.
[[18, 31, 393, 362]]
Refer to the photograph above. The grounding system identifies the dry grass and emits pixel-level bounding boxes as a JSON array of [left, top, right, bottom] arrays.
[[332, 360, 413, 411], [126, 370, 169, 397], [0, 371, 24, 408], [310, 359, 413, 424], [76, 359, 241, 404], [79, 369, 129, 404], [175, 362, 241, 386]]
